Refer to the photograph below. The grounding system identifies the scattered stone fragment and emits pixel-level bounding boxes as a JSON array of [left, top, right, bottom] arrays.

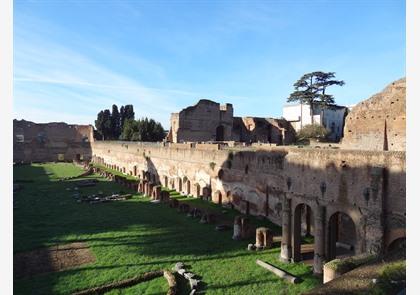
[[173, 262, 185, 271], [177, 268, 186, 276], [189, 278, 200, 289], [184, 272, 196, 280], [247, 244, 256, 251]]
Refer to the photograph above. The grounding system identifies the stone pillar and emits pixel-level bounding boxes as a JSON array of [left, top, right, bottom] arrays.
[[306, 206, 311, 236], [147, 183, 154, 197], [313, 205, 326, 275], [232, 216, 242, 240], [256, 227, 273, 249], [160, 191, 170, 203], [141, 180, 147, 194], [241, 217, 251, 239], [280, 196, 292, 262], [153, 185, 161, 200]]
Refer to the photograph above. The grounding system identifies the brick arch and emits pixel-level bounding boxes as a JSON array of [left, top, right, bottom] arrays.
[[291, 202, 315, 263], [213, 190, 222, 204], [385, 228, 405, 251], [326, 209, 360, 261]]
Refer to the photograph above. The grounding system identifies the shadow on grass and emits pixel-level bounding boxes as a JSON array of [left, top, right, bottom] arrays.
[[14, 163, 319, 295]]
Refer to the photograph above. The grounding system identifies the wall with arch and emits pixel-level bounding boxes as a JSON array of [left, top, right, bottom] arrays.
[[91, 141, 405, 257]]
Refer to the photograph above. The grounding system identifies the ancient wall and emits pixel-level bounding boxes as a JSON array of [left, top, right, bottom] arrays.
[[169, 99, 295, 144], [13, 120, 93, 163], [232, 117, 295, 145], [169, 99, 233, 143], [341, 78, 406, 151], [91, 141, 405, 256]]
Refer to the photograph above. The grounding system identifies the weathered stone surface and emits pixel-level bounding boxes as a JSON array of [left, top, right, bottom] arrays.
[[342, 78, 405, 151], [13, 119, 93, 163], [167, 99, 294, 144], [173, 262, 185, 271], [189, 278, 200, 289], [184, 272, 196, 280]]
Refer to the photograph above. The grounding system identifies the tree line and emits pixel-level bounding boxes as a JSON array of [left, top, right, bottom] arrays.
[[94, 104, 166, 142]]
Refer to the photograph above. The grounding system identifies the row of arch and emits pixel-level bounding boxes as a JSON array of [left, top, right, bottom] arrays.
[[92, 156, 405, 273], [283, 199, 405, 274]]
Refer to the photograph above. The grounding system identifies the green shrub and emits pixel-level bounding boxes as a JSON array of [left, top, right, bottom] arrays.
[[297, 124, 329, 141], [372, 260, 406, 295]]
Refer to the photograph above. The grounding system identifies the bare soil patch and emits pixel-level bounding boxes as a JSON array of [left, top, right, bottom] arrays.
[[14, 242, 95, 279]]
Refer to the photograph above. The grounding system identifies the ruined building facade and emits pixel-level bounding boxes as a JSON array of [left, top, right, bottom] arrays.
[[91, 141, 405, 275], [13, 78, 406, 276], [167, 99, 295, 144], [13, 119, 93, 163], [341, 78, 406, 151]]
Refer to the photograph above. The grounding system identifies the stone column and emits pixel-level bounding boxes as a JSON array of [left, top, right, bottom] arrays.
[[280, 195, 292, 262], [313, 205, 326, 275], [232, 216, 242, 240]]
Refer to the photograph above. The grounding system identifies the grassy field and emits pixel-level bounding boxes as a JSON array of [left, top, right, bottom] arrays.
[[13, 163, 321, 295]]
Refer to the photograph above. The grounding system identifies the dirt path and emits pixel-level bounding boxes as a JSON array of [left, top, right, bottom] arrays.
[[14, 242, 95, 279]]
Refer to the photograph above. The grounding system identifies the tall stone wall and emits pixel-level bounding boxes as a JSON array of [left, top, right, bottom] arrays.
[[13, 119, 93, 163], [341, 78, 406, 151], [91, 141, 405, 255], [169, 99, 234, 143], [168, 99, 295, 144]]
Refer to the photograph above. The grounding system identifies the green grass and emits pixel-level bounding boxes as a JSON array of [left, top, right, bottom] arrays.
[[91, 162, 139, 180], [370, 260, 406, 295], [14, 163, 321, 295]]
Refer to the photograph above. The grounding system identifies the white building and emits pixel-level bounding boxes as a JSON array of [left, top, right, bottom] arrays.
[[282, 103, 348, 142]]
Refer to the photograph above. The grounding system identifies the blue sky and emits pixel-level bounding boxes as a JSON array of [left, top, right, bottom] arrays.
[[13, 0, 405, 129]]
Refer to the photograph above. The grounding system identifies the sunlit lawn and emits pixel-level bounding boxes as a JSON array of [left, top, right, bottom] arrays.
[[13, 163, 321, 295]]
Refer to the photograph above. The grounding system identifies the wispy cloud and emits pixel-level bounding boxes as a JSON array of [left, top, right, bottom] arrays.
[[13, 15, 204, 128]]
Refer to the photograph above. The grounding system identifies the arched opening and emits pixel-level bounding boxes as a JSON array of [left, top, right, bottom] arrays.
[[195, 184, 201, 198], [216, 125, 224, 141], [178, 178, 182, 192], [292, 204, 314, 262], [164, 176, 168, 188], [217, 191, 222, 205], [327, 211, 357, 261], [267, 126, 272, 143], [387, 237, 406, 255], [186, 180, 191, 195]]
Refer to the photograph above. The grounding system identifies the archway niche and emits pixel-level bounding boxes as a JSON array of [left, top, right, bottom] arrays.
[[186, 180, 191, 195], [195, 184, 201, 198], [216, 125, 224, 141], [327, 211, 357, 261], [216, 191, 222, 205], [164, 176, 168, 188], [292, 203, 314, 263], [387, 237, 406, 255], [178, 178, 182, 192]]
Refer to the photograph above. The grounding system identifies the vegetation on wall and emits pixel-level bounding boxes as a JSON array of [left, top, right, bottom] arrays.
[[297, 124, 330, 142]]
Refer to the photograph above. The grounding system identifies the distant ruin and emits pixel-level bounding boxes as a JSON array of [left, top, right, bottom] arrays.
[[13, 120, 93, 163], [13, 78, 406, 275], [167, 99, 295, 144]]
